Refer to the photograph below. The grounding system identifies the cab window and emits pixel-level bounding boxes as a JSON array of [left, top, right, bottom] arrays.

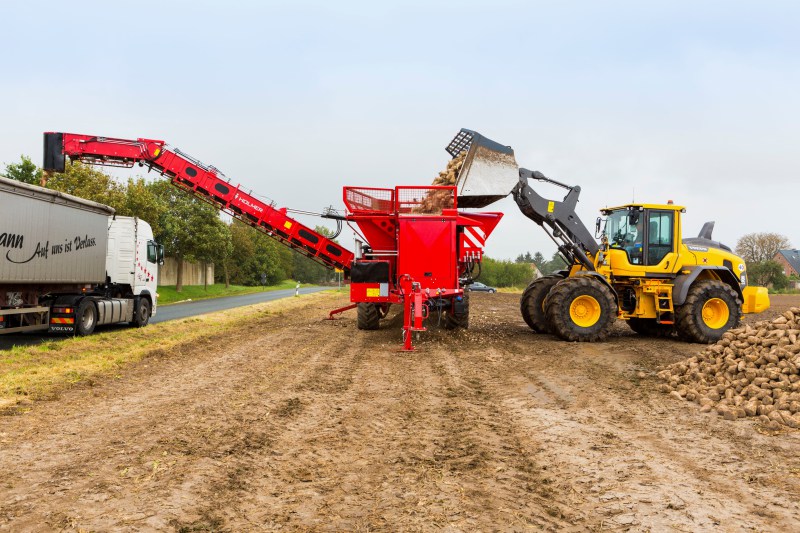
[[646, 211, 674, 265], [606, 209, 644, 265], [147, 241, 158, 263]]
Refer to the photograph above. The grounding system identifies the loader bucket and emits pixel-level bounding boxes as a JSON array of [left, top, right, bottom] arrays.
[[446, 129, 519, 208]]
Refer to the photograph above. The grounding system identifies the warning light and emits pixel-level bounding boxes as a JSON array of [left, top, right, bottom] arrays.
[[667, 200, 674, 205]]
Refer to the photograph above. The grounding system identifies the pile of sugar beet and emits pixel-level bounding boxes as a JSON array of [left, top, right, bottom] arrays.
[[659, 307, 800, 429]]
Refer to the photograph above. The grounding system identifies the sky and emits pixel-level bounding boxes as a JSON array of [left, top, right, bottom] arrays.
[[2, 0, 799, 260]]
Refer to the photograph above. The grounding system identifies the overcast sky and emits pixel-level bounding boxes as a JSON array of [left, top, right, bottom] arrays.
[[2, 1, 798, 260]]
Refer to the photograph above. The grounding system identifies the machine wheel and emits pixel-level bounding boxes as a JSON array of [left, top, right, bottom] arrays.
[[357, 303, 380, 330], [520, 276, 562, 333], [76, 300, 97, 336], [627, 317, 674, 338], [545, 276, 616, 342], [444, 292, 470, 330], [675, 280, 741, 344], [133, 298, 151, 328]]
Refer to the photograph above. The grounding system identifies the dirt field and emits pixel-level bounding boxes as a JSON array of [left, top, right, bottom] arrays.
[[2, 293, 800, 531]]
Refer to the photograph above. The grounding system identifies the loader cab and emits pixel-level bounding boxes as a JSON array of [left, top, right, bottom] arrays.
[[602, 204, 684, 275]]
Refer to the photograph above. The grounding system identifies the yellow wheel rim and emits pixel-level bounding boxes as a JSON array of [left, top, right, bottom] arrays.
[[570, 295, 601, 328], [702, 298, 729, 329]]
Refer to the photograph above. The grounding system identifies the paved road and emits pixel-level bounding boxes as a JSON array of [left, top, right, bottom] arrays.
[[0, 286, 331, 350], [151, 286, 330, 323]]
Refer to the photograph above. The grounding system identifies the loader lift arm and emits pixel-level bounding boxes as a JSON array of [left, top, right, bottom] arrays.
[[513, 169, 599, 271], [43, 132, 354, 274], [447, 128, 598, 271]]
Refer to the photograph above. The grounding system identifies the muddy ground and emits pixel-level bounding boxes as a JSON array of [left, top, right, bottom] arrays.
[[1, 293, 799, 531]]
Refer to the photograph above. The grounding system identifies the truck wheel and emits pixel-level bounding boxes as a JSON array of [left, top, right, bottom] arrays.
[[627, 318, 674, 338], [133, 298, 151, 327], [675, 280, 740, 344], [545, 276, 616, 342], [444, 292, 470, 329], [520, 276, 562, 333], [357, 303, 380, 330], [76, 300, 97, 336]]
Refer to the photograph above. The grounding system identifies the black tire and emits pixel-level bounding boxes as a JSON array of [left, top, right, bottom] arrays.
[[357, 302, 380, 330], [133, 298, 151, 327], [76, 300, 97, 336], [675, 280, 741, 344], [520, 276, 562, 333], [545, 276, 617, 342], [488, 289, 496, 294], [444, 292, 470, 330], [627, 317, 674, 338]]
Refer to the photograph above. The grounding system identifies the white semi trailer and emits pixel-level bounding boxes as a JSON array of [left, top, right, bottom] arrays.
[[0, 175, 162, 335]]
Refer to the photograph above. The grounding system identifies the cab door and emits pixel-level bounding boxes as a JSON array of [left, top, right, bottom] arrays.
[[644, 210, 679, 273]]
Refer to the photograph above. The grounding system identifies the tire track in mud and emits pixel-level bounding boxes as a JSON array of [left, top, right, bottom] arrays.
[[496, 327, 800, 531], [164, 317, 364, 531], [426, 347, 574, 530], [0, 310, 356, 531], [235, 323, 450, 530], [2, 293, 800, 531]]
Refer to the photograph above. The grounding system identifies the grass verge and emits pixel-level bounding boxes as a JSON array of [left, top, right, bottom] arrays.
[[0, 291, 341, 412], [157, 280, 312, 305], [497, 287, 525, 294]]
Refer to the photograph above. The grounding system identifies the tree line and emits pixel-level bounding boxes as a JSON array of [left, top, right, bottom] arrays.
[[475, 252, 567, 289], [735, 233, 795, 290], [3, 156, 336, 291]]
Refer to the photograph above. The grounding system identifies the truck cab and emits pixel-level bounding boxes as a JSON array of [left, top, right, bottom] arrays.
[[106, 216, 161, 317]]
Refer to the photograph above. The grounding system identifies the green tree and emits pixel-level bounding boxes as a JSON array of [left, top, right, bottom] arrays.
[[150, 180, 229, 292], [222, 220, 255, 288], [46, 161, 126, 209], [223, 219, 293, 287], [118, 177, 168, 237], [3, 155, 42, 185], [292, 226, 339, 284], [532, 251, 546, 267], [514, 251, 534, 264], [540, 252, 568, 275], [748, 260, 789, 289], [479, 257, 535, 288], [194, 214, 232, 289]]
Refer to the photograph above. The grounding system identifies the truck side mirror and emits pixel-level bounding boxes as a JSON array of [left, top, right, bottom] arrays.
[[158, 244, 165, 266]]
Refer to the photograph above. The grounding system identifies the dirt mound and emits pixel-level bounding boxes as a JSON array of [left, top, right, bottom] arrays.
[[658, 307, 800, 429]]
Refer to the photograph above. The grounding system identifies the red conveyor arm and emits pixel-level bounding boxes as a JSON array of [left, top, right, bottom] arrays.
[[43, 132, 354, 273]]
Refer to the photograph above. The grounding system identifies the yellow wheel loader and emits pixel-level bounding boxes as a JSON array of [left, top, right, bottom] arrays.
[[446, 129, 770, 343]]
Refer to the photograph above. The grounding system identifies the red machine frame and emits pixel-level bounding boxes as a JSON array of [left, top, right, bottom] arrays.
[[44, 132, 502, 350]]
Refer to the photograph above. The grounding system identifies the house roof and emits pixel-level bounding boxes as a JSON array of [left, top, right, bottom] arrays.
[[776, 249, 800, 275]]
